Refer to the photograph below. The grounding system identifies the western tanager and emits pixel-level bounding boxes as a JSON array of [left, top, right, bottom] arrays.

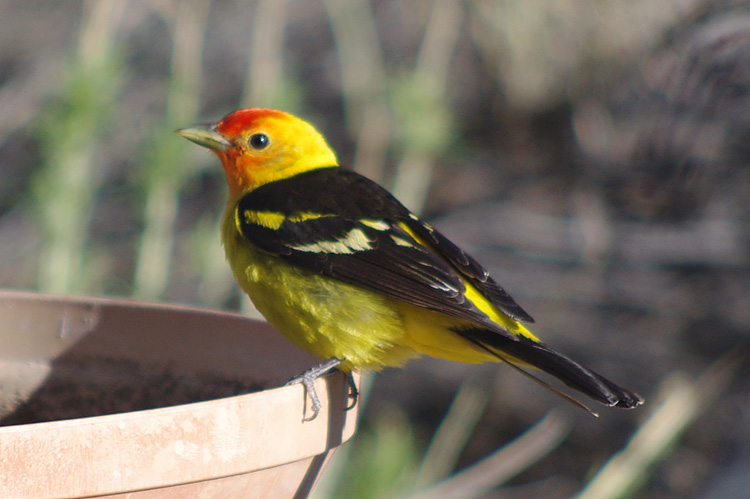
[[177, 108, 643, 419]]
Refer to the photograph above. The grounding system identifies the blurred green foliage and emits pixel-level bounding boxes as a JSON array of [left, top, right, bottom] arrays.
[[33, 3, 124, 294], [334, 405, 421, 499]]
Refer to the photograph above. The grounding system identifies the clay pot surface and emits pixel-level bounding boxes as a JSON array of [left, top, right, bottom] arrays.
[[0, 291, 358, 498]]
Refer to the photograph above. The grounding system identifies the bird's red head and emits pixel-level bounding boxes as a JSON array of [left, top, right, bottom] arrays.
[[178, 108, 338, 197]]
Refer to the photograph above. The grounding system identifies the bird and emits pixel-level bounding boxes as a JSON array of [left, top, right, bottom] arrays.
[[177, 108, 643, 420]]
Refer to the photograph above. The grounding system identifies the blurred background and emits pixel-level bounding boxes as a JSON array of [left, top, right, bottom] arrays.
[[0, 0, 748, 497]]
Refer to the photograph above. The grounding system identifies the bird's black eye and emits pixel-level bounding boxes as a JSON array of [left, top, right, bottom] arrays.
[[248, 133, 270, 150]]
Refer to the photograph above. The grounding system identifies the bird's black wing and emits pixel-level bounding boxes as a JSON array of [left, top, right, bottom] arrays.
[[234, 167, 531, 333], [401, 217, 534, 323]]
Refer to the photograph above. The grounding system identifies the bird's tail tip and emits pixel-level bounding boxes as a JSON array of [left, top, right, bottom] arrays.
[[606, 384, 645, 409], [455, 326, 645, 412]]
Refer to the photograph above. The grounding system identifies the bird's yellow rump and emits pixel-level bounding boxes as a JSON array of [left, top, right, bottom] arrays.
[[177, 108, 643, 418]]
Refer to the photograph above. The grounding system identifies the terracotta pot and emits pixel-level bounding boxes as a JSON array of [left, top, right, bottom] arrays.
[[0, 291, 358, 498]]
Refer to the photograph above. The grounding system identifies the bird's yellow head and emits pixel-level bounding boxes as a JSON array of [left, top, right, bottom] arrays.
[[177, 108, 338, 197]]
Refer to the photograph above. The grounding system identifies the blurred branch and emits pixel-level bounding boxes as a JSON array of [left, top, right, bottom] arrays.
[[436, 202, 747, 323], [402, 410, 570, 499], [439, 202, 747, 267], [577, 350, 742, 499]]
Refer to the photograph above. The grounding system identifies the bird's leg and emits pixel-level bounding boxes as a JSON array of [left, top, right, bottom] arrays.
[[285, 357, 347, 421]]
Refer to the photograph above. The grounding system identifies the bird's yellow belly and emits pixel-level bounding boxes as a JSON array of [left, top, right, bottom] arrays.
[[225, 235, 423, 370]]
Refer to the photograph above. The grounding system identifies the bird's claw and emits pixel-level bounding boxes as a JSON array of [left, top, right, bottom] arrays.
[[344, 371, 359, 411], [285, 358, 353, 422]]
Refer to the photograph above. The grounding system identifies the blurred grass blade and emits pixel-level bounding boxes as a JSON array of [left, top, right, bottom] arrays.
[[390, 0, 462, 214], [577, 350, 741, 499], [403, 410, 570, 499], [34, 0, 127, 294], [413, 377, 490, 489], [192, 212, 235, 307], [323, 0, 391, 182], [326, 401, 421, 499], [133, 0, 209, 299], [241, 0, 298, 109]]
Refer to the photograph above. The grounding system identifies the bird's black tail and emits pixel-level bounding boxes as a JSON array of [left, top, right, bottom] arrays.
[[455, 327, 644, 410]]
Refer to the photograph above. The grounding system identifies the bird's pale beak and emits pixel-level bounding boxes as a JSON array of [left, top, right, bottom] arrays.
[[175, 123, 231, 151]]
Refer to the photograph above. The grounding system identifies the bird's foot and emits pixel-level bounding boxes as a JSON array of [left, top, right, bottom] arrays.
[[285, 358, 356, 421]]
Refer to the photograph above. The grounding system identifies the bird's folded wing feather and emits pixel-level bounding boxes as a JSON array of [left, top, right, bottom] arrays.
[[234, 167, 533, 334]]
